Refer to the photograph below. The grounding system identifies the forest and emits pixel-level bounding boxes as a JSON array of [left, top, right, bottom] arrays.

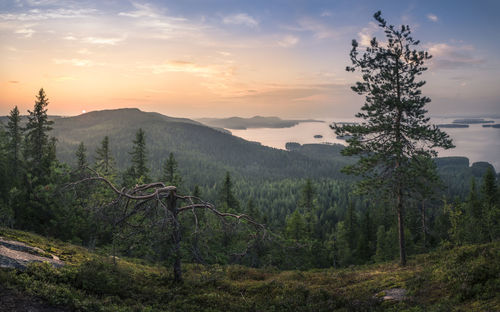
[[0, 89, 498, 272]]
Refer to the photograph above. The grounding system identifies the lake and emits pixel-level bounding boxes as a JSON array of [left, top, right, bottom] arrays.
[[230, 117, 500, 172]]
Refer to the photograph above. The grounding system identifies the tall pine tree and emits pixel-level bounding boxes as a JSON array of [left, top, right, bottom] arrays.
[[94, 136, 115, 177], [24, 88, 55, 181], [6, 106, 23, 185], [333, 11, 454, 265], [123, 128, 150, 185]]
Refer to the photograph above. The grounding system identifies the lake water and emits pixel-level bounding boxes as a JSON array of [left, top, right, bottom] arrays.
[[230, 117, 500, 172]]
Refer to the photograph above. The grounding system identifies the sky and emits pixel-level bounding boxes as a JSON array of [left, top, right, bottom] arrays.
[[1, 0, 499, 118]]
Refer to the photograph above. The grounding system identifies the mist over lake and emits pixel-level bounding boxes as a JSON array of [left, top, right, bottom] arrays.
[[230, 117, 500, 171]]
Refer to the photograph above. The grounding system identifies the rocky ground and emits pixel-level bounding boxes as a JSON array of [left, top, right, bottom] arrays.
[[0, 237, 67, 311], [0, 237, 64, 270]]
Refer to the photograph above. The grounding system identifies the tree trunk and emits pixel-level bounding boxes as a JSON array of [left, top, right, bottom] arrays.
[[421, 200, 426, 250], [397, 187, 407, 266], [167, 190, 182, 283]]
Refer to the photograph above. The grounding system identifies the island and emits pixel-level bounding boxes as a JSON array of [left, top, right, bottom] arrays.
[[437, 124, 469, 128], [482, 124, 500, 128], [336, 135, 353, 140], [197, 116, 323, 130], [314, 134, 323, 138], [452, 118, 495, 124]]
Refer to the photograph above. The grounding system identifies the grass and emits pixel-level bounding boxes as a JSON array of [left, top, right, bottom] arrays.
[[1, 227, 499, 311]]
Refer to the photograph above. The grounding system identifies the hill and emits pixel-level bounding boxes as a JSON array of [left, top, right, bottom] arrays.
[[49, 109, 351, 186], [1, 108, 494, 198], [1, 227, 498, 312], [197, 116, 323, 130]]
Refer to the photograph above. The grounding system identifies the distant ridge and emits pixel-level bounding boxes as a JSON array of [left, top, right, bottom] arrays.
[[197, 116, 323, 129]]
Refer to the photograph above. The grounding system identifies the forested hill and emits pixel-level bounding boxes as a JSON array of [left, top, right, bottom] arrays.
[[0, 108, 494, 193], [47, 108, 352, 186], [197, 115, 322, 129]]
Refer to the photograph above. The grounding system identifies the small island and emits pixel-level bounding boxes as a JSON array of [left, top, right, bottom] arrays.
[[452, 118, 494, 124], [437, 124, 469, 128], [336, 135, 353, 140], [482, 124, 500, 128], [314, 134, 323, 138]]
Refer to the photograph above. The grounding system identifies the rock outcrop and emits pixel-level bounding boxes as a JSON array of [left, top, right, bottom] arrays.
[[0, 237, 64, 270]]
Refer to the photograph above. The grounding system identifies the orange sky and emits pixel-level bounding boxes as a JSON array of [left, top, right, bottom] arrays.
[[1, 1, 499, 118]]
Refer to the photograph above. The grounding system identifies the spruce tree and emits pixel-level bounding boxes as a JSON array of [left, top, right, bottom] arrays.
[[218, 171, 240, 212], [333, 11, 454, 265], [94, 136, 115, 176], [481, 168, 499, 241], [24, 88, 54, 180], [124, 128, 150, 185], [298, 179, 316, 212], [74, 142, 88, 180], [6, 106, 23, 184], [161, 152, 182, 187]]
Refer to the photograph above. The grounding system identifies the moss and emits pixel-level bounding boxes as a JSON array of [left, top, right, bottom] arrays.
[[1, 227, 499, 311]]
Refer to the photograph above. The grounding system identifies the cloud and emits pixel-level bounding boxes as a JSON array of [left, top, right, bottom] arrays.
[[427, 14, 438, 22], [8, 80, 19, 84], [118, 3, 203, 42], [278, 35, 299, 47], [15, 26, 35, 37], [83, 35, 126, 45], [426, 42, 484, 69], [223, 13, 258, 28], [294, 17, 342, 39], [118, 2, 160, 18], [357, 22, 378, 47], [230, 83, 345, 102], [53, 58, 93, 67], [320, 11, 332, 17], [0, 8, 96, 21], [145, 60, 232, 79]]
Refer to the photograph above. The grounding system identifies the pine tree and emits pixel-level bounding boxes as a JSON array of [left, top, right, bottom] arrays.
[[161, 152, 182, 187], [465, 178, 482, 243], [345, 200, 358, 252], [218, 171, 240, 212], [285, 210, 307, 240], [298, 179, 315, 212], [94, 136, 115, 176], [74, 142, 88, 180], [481, 168, 499, 241], [6, 106, 23, 184], [123, 128, 150, 185], [333, 11, 454, 265], [24, 88, 55, 180], [75, 142, 87, 169]]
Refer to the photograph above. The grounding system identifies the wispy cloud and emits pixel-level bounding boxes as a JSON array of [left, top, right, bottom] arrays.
[[83, 35, 127, 45], [53, 58, 94, 67], [427, 13, 438, 22], [278, 35, 299, 47], [223, 13, 258, 28], [357, 22, 378, 46], [118, 3, 204, 42], [426, 42, 484, 69], [0, 8, 96, 21], [287, 17, 344, 40], [118, 2, 160, 18], [15, 25, 36, 37]]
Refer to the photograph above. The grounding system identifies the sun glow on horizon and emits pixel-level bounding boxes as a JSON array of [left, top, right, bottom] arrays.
[[1, 0, 499, 118]]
